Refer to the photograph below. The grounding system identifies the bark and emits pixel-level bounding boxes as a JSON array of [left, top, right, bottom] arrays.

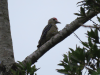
[[22, 11, 98, 68], [0, 0, 15, 75]]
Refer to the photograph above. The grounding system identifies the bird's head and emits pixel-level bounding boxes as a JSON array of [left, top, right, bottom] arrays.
[[48, 17, 61, 24]]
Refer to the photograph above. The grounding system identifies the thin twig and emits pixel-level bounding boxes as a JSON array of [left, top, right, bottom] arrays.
[[90, 19, 98, 26], [74, 33, 82, 42], [82, 25, 100, 29]]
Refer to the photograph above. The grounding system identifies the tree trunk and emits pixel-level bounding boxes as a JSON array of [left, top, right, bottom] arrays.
[[0, 0, 15, 75]]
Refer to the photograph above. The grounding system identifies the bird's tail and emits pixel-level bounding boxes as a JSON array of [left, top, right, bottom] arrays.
[[37, 44, 41, 48]]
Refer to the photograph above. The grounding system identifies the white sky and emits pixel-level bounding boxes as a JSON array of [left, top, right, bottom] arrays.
[[8, 0, 98, 75]]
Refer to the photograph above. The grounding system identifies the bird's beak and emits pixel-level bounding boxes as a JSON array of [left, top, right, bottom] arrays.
[[56, 21, 61, 24]]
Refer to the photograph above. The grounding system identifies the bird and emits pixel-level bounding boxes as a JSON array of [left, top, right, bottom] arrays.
[[37, 17, 61, 48]]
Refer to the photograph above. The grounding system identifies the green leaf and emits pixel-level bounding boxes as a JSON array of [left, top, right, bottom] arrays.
[[97, 17, 100, 22], [88, 37, 92, 47], [69, 48, 74, 52], [82, 42, 89, 48], [17, 61, 25, 70], [74, 13, 82, 16], [26, 62, 31, 73], [57, 69, 68, 74], [80, 7, 86, 16], [63, 54, 68, 63]]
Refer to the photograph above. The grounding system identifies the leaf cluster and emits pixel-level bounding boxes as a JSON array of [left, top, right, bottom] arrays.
[[57, 28, 100, 75], [57, 0, 100, 75], [74, 0, 100, 19], [11, 61, 39, 75]]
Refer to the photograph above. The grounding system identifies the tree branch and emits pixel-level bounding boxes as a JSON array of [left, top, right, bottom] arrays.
[[21, 11, 98, 68], [82, 25, 100, 29]]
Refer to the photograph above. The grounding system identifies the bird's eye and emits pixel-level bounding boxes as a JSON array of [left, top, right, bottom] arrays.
[[53, 19, 56, 21]]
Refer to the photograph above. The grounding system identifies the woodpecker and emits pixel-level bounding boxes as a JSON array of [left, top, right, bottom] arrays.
[[37, 17, 61, 48]]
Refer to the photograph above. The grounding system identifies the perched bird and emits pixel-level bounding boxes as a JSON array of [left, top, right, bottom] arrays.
[[37, 17, 61, 48]]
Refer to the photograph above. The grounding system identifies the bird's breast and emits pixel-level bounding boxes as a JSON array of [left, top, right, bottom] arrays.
[[46, 25, 58, 39]]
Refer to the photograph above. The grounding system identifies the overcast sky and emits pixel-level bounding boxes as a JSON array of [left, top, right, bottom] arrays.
[[8, 0, 98, 75]]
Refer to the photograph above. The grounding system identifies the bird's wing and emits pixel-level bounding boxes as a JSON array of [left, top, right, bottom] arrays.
[[41, 24, 52, 39]]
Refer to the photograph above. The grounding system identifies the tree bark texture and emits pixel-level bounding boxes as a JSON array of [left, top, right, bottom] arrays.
[[0, 0, 15, 74]]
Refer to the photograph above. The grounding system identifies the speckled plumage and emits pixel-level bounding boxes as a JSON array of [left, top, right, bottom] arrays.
[[37, 18, 61, 48]]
